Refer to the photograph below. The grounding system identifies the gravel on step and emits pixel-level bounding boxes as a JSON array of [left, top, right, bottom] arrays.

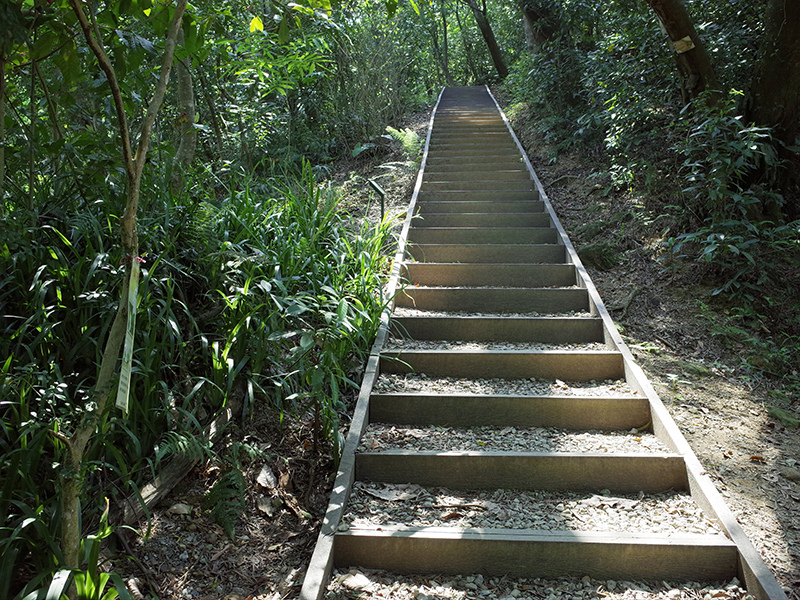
[[342, 484, 722, 535], [374, 374, 637, 396], [358, 425, 668, 454], [327, 569, 750, 600], [384, 339, 611, 351]]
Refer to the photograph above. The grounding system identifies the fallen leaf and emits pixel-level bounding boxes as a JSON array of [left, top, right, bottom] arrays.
[[166, 502, 193, 516], [440, 511, 463, 520], [362, 484, 422, 502], [750, 455, 766, 463], [257, 495, 276, 516], [581, 495, 639, 510], [257, 465, 278, 489], [779, 466, 800, 482], [341, 572, 372, 591]]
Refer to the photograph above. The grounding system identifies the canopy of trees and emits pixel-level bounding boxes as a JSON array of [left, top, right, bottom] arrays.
[[1, 0, 797, 597]]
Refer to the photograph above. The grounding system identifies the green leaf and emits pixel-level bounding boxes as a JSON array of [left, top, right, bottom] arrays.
[[278, 18, 289, 44], [30, 31, 57, 61], [385, 0, 398, 17], [250, 16, 264, 32]]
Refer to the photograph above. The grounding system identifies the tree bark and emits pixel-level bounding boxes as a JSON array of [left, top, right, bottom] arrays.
[[440, 0, 454, 86], [522, 2, 559, 51], [463, 0, 507, 79], [171, 27, 197, 194], [745, 0, 800, 212], [454, 4, 479, 82], [645, 0, 719, 103], [1, 51, 5, 218]]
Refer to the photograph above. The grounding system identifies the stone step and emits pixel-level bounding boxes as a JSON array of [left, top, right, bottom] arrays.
[[415, 200, 544, 214], [379, 349, 623, 381], [405, 243, 565, 263], [333, 527, 738, 583], [369, 393, 649, 430], [389, 316, 601, 343], [400, 263, 577, 288], [406, 227, 559, 246], [413, 213, 551, 228]]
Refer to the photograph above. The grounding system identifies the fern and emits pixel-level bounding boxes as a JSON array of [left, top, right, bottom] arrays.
[[385, 126, 422, 158], [204, 468, 247, 540], [155, 431, 217, 465]]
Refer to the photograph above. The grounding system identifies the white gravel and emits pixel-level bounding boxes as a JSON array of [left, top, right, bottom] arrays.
[[328, 569, 750, 600], [358, 425, 668, 454], [342, 484, 722, 535], [374, 374, 637, 397]]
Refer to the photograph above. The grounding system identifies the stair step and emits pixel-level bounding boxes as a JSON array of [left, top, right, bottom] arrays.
[[415, 200, 544, 214], [355, 451, 688, 493], [333, 528, 738, 582], [389, 315, 602, 342], [424, 162, 526, 173], [369, 393, 650, 430], [406, 243, 565, 263], [423, 170, 531, 182], [401, 263, 577, 287], [379, 349, 623, 380], [421, 180, 535, 192], [417, 190, 540, 202], [426, 155, 525, 166], [394, 286, 588, 312], [413, 213, 550, 228]]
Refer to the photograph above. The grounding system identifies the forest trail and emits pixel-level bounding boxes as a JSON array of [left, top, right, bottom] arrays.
[[299, 86, 787, 600]]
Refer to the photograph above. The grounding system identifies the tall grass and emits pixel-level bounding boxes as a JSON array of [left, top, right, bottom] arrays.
[[0, 161, 395, 595]]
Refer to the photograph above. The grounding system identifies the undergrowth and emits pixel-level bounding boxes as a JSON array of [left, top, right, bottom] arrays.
[[0, 161, 396, 597]]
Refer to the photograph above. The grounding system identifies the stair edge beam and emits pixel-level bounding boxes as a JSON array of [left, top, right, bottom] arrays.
[[333, 528, 738, 583], [355, 451, 689, 493], [379, 350, 624, 381], [369, 394, 650, 430]]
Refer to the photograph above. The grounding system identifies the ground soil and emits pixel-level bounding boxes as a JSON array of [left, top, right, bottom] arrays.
[[117, 102, 800, 600]]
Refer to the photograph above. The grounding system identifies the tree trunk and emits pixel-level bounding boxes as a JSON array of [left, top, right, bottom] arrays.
[[463, 0, 507, 79], [745, 0, 800, 214], [522, 2, 559, 51], [645, 0, 719, 103], [440, 0, 454, 86], [171, 27, 197, 194], [1, 51, 5, 218], [455, 4, 479, 82], [198, 70, 224, 155], [64, 0, 188, 571]]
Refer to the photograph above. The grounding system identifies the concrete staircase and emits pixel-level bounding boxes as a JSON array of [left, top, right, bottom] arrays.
[[300, 86, 786, 600]]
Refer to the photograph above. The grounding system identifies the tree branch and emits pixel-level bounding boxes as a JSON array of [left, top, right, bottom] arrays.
[[68, 0, 134, 176]]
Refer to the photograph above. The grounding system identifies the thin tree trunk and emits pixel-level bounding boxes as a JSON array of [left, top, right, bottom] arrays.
[[28, 54, 35, 212], [745, 0, 800, 214], [463, 0, 507, 79], [645, 0, 719, 103], [454, 5, 479, 82], [63, 0, 188, 571], [198, 70, 224, 155], [440, 0, 454, 86], [171, 27, 197, 194], [1, 51, 5, 218]]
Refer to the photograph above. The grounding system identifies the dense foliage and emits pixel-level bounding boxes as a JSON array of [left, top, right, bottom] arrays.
[[1, 0, 799, 596], [502, 0, 799, 387]]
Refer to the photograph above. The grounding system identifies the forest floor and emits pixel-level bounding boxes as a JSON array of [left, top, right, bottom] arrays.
[[117, 102, 800, 600]]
